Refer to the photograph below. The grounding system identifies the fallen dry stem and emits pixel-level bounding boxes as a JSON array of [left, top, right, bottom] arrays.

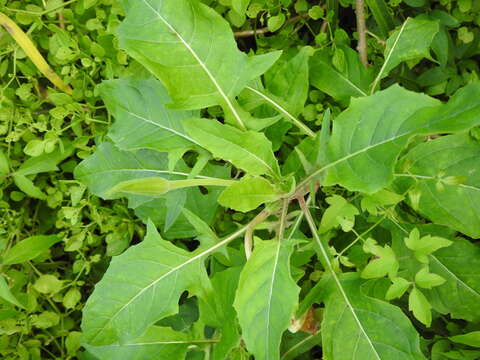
[[0, 12, 72, 94]]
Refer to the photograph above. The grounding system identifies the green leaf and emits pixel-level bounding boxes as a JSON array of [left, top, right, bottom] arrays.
[[84, 326, 192, 360], [210, 268, 242, 360], [360, 189, 404, 216], [183, 119, 280, 178], [323, 85, 438, 192], [372, 17, 440, 91], [244, 48, 315, 137], [232, 0, 250, 15], [118, 0, 281, 129], [408, 287, 432, 327], [82, 221, 242, 346], [14, 141, 73, 176], [414, 267, 446, 289], [264, 47, 310, 117], [98, 78, 200, 153], [361, 238, 399, 279], [322, 83, 480, 193], [365, 0, 396, 37], [2, 235, 61, 265], [234, 239, 300, 360], [385, 277, 411, 300], [218, 176, 282, 212], [281, 331, 322, 360], [12, 175, 47, 200], [397, 134, 480, 238], [449, 331, 480, 348], [323, 275, 425, 359], [0, 275, 25, 309], [75, 142, 226, 200], [310, 46, 373, 102], [404, 228, 452, 264], [267, 13, 286, 32], [33, 275, 63, 295], [319, 195, 359, 234]]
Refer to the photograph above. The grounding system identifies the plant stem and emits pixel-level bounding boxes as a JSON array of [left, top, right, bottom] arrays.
[[244, 210, 270, 259], [355, 0, 369, 67]]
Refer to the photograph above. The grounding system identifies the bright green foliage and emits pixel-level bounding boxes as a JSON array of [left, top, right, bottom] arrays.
[[118, 0, 280, 128], [0, 275, 25, 309], [319, 195, 359, 233], [183, 118, 280, 178], [218, 176, 282, 212], [323, 85, 439, 193], [209, 268, 242, 360], [324, 83, 480, 193], [449, 331, 480, 347], [404, 228, 452, 264], [361, 238, 399, 279], [4, 0, 480, 358], [1, 235, 60, 265], [310, 46, 373, 101], [234, 239, 300, 360], [385, 277, 411, 300], [376, 18, 440, 84], [414, 267, 446, 289], [409, 287, 432, 326]]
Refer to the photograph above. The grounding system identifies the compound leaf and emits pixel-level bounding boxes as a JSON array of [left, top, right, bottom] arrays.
[[391, 225, 480, 322]]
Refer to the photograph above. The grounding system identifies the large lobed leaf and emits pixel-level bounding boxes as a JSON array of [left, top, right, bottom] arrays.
[[118, 0, 280, 129], [323, 83, 480, 193], [81, 222, 214, 345], [234, 239, 300, 360]]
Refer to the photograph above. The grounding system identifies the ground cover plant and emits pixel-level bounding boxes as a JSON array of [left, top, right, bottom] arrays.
[[1, 0, 480, 359]]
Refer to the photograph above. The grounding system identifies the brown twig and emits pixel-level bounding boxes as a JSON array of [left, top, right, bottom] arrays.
[[234, 13, 310, 38], [355, 0, 369, 67]]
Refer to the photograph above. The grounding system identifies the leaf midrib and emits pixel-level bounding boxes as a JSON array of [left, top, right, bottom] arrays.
[[139, 0, 245, 129], [87, 225, 248, 344]]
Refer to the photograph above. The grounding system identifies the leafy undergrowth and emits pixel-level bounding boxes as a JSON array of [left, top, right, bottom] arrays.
[[1, 0, 480, 359]]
